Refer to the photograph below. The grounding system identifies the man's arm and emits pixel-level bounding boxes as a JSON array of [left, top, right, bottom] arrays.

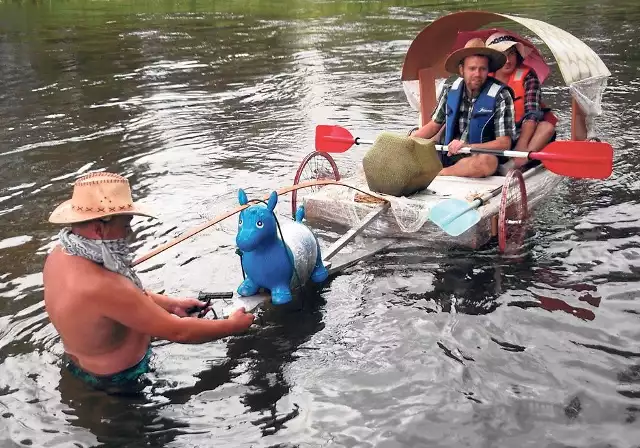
[[145, 290, 173, 310], [96, 273, 253, 343], [466, 136, 511, 152], [145, 290, 204, 316], [412, 120, 443, 139], [514, 71, 543, 150], [515, 121, 537, 151]]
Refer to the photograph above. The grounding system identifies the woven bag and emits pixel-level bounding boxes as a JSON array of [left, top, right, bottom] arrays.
[[362, 132, 442, 197]]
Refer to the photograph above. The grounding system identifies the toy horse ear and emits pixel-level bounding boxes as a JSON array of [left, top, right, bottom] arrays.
[[267, 191, 278, 211], [238, 189, 248, 206]]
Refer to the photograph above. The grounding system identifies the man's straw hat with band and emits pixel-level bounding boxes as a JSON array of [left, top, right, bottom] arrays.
[[48, 172, 156, 224], [444, 37, 507, 74], [485, 32, 533, 60]]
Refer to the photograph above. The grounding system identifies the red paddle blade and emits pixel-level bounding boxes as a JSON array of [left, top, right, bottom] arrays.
[[315, 125, 356, 153], [531, 140, 613, 179]]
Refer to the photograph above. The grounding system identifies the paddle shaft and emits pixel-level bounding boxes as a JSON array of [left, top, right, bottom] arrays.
[[321, 133, 604, 161], [440, 145, 531, 159], [482, 163, 541, 202], [323, 136, 540, 159], [317, 124, 613, 179], [323, 135, 373, 146], [324, 135, 536, 159], [437, 145, 607, 162]]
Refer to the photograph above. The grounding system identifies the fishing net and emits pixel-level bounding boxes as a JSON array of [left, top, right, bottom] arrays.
[[568, 75, 609, 140], [196, 188, 246, 234], [318, 168, 434, 234], [386, 193, 433, 233], [362, 132, 442, 197]]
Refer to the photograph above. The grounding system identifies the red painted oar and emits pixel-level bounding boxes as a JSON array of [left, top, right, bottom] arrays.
[[315, 124, 374, 152], [314, 125, 613, 180], [450, 143, 613, 179]]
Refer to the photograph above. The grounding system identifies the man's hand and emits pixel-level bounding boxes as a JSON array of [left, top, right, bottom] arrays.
[[446, 139, 468, 155], [227, 307, 255, 331], [168, 297, 210, 317]]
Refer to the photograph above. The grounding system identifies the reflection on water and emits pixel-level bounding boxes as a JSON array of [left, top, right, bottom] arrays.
[[1, 0, 640, 446], [51, 287, 326, 447]]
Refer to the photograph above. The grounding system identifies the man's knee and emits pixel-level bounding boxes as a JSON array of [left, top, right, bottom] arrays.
[[475, 154, 498, 176]]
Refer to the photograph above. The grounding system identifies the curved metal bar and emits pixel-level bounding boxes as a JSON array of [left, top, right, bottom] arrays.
[[401, 11, 610, 86]]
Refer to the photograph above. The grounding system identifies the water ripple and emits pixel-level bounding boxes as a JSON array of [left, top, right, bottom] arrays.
[[0, 1, 640, 447]]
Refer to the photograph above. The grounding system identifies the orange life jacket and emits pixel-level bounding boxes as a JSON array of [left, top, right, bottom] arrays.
[[507, 65, 531, 123], [490, 65, 556, 125]]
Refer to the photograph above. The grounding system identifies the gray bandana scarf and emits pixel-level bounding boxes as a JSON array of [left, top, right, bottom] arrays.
[[57, 228, 143, 290]]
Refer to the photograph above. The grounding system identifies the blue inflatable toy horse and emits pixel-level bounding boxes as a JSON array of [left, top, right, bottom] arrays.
[[235, 189, 329, 305]]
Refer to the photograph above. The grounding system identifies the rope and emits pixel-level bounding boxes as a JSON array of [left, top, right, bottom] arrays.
[[133, 179, 388, 267]]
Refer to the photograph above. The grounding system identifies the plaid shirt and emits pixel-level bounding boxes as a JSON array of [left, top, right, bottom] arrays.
[[521, 70, 542, 123], [432, 78, 516, 144]]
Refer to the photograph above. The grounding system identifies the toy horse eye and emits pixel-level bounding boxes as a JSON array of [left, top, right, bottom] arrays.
[[238, 218, 243, 226], [256, 220, 263, 228]]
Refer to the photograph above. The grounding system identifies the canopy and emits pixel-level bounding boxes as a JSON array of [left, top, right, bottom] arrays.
[[453, 28, 550, 84]]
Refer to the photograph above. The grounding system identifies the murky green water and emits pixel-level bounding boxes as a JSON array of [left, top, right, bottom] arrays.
[[1, 1, 640, 447]]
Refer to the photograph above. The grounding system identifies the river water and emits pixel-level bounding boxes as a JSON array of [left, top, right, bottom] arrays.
[[1, 1, 639, 447]]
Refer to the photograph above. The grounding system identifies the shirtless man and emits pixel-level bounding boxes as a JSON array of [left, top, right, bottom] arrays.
[[43, 172, 254, 391]]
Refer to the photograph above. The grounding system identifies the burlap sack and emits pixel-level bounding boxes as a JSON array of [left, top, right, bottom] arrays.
[[362, 132, 442, 197]]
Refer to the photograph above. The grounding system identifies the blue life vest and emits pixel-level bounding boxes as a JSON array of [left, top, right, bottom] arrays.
[[441, 77, 507, 166]]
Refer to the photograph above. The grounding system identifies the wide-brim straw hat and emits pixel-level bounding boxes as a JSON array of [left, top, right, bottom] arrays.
[[48, 172, 156, 224], [485, 31, 533, 60], [444, 37, 507, 74]]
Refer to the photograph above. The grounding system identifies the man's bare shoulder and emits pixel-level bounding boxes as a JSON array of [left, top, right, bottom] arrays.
[[44, 247, 132, 298]]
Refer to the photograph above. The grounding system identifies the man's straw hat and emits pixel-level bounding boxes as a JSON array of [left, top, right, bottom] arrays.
[[444, 37, 507, 74], [48, 172, 156, 224]]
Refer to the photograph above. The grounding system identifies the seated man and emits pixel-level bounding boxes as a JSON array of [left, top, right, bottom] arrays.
[[486, 32, 557, 171], [411, 38, 516, 178], [43, 172, 254, 392]]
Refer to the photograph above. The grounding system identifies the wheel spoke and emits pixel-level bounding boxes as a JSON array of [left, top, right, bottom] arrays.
[[291, 151, 340, 217]]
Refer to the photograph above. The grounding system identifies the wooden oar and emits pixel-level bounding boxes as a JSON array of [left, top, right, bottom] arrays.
[[314, 124, 613, 180], [132, 179, 388, 267]]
